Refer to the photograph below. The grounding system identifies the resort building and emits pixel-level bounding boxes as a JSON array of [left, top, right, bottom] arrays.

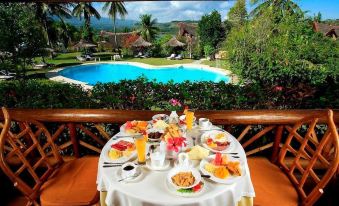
[[313, 22, 339, 40]]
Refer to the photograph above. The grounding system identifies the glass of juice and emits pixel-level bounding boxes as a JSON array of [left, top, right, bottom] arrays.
[[135, 135, 146, 164], [186, 110, 194, 130]]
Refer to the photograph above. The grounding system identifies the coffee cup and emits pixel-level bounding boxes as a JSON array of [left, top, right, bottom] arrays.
[[150, 151, 165, 168], [121, 162, 138, 179], [199, 118, 210, 129]]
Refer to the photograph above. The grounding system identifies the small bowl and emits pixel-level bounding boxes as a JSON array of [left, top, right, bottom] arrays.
[[167, 166, 201, 190]]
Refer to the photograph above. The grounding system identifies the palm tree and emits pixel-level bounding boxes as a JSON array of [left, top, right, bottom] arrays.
[[139, 14, 159, 42], [34, 3, 72, 47], [102, 1, 128, 48], [72, 3, 101, 41], [250, 0, 302, 18]]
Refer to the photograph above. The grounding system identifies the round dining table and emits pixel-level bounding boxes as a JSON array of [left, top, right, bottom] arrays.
[[97, 124, 255, 206]]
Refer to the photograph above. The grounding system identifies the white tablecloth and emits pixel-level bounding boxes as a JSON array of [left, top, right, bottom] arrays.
[[97, 127, 255, 206]]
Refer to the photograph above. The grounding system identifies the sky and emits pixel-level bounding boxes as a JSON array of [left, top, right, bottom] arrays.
[[94, 0, 339, 23]]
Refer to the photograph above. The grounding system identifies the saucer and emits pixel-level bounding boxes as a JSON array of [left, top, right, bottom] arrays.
[[146, 159, 171, 171], [115, 166, 143, 183]]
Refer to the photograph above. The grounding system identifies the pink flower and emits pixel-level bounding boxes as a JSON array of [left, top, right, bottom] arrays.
[[169, 98, 182, 107], [273, 86, 283, 92], [166, 137, 186, 152]]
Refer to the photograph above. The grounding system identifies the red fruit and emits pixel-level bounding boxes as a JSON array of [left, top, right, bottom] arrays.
[[214, 152, 222, 166], [193, 183, 202, 192]]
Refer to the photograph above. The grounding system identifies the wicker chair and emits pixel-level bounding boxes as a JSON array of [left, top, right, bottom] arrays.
[[248, 110, 339, 206], [0, 107, 99, 206]]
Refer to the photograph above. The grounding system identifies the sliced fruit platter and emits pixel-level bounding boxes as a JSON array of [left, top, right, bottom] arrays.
[[201, 130, 235, 153], [120, 121, 149, 135], [104, 137, 137, 163], [199, 153, 245, 184]]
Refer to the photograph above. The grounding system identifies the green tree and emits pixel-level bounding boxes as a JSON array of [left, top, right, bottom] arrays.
[[225, 10, 338, 86], [250, 0, 303, 19], [0, 3, 46, 75], [139, 14, 159, 42], [102, 1, 128, 48], [34, 3, 72, 47], [72, 3, 101, 41], [197, 10, 224, 55], [228, 0, 247, 27]]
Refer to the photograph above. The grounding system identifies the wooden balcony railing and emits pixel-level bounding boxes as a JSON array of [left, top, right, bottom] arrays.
[[1, 109, 338, 164]]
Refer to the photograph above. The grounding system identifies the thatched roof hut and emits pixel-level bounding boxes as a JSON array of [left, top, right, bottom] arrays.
[[313, 22, 339, 39], [100, 31, 140, 48], [165, 37, 185, 47], [177, 22, 197, 37], [131, 36, 152, 47], [73, 39, 97, 49]]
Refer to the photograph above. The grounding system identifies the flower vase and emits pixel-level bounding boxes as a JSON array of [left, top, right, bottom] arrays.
[[169, 111, 179, 124], [166, 149, 180, 160]]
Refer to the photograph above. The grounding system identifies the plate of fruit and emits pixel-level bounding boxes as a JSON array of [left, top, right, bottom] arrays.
[[120, 121, 149, 136], [104, 138, 137, 163], [201, 130, 235, 153], [199, 153, 245, 184]]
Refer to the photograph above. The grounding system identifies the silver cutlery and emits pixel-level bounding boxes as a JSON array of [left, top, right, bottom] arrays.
[[118, 174, 139, 182]]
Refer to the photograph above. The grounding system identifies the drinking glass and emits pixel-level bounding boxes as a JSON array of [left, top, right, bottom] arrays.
[[186, 110, 194, 130], [135, 135, 146, 164]]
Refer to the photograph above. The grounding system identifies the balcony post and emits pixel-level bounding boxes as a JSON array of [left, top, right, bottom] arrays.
[[271, 125, 284, 164], [68, 123, 80, 158]]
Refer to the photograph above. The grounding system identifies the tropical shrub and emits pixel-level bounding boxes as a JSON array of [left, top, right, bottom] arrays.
[[225, 11, 339, 87], [0, 79, 337, 109]]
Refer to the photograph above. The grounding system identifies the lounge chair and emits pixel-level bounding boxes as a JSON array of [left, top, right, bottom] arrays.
[[0, 70, 16, 76], [0, 75, 14, 80], [141, 52, 150, 58], [76, 56, 86, 62], [175, 54, 183, 60], [32, 62, 48, 69], [167, 53, 176, 60], [134, 52, 143, 58], [85, 55, 94, 61]]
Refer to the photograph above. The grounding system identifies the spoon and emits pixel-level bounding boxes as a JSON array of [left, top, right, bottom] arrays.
[[118, 174, 139, 182]]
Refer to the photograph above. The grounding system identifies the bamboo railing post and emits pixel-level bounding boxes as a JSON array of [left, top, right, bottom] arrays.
[[271, 125, 284, 164], [68, 123, 80, 158]]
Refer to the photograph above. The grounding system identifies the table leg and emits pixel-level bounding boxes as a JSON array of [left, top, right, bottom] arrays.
[[100, 191, 108, 206]]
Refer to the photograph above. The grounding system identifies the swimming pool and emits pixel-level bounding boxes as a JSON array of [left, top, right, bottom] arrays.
[[58, 63, 230, 85]]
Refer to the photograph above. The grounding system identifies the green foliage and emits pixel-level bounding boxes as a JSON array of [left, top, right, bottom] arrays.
[[0, 80, 92, 108], [150, 34, 173, 57], [227, 0, 248, 27], [0, 3, 46, 74], [198, 10, 225, 52], [203, 45, 214, 58], [1, 79, 337, 109], [250, 0, 303, 19], [139, 14, 160, 42], [225, 11, 339, 86]]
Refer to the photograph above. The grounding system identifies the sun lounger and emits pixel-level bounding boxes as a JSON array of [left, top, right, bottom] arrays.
[[134, 52, 143, 58], [0, 75, 14, 80], [0, 70, 16, 76], [141, 52, 150, 58], [175, 54, 183, 60], [32, 62, 48, 69], [85, 55, 94, 61], [76, 56, 86, 62], [167, 54, 176, 60]]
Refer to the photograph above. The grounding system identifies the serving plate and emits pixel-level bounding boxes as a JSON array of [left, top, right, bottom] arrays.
[[103, 137, 137, 164], [200, 130, 236, 153]]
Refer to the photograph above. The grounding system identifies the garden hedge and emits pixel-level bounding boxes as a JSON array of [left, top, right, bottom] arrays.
[[0, 79, 338, 109]]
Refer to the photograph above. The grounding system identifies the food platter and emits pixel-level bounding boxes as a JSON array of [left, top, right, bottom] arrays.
[[119, 121, 150, 136], [199, 154, 245, 184], [167, 166, 201, 190], [103, 137, 137, 164], [165, 178, 206, 197], [201, 130, 236, 153]]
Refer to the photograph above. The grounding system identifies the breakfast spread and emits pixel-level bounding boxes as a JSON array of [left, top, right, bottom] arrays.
[[109, 140, 136, 160], [171, 172, 195, 187], [205, 132, 231, 151], [203, 153, 242, 179]]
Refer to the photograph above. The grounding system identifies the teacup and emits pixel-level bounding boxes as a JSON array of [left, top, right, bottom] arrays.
[[121, 162, 138, 179], [199, 118, 210, 129], [150, 151, 165, 168]]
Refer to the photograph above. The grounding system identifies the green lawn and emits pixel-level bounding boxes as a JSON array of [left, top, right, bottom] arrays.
[[29, 52, 194, 76], [201, 59, 230, 70]]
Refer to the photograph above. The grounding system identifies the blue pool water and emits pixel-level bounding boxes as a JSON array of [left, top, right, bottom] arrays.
[[59, 63, 229, 85]]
